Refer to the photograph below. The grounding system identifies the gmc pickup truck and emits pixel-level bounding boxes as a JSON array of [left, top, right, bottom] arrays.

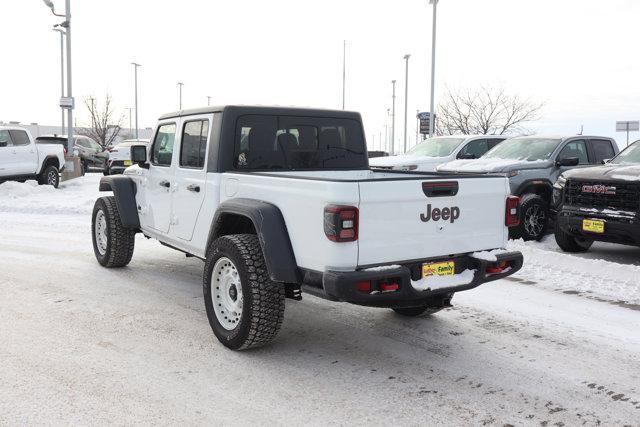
[[0, 126, 65, 187], [92, 106, 524, 350]]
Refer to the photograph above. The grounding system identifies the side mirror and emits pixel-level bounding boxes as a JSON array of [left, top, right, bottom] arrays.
[[131, 145, 148, 167], [601, 158, 611, 164], [556, 157, 579, 167], [458, 153, 476, 160]]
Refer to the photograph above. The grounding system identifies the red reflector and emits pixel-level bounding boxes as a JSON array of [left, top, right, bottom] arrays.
[[505, 196, 520, 227], [356, 281, 371, 292], [486, 261, 509, 274], [380, 282, 399, 292]]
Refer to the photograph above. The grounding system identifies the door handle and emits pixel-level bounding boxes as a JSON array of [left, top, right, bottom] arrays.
[[159, 180, 171, 188], [187, 184, 200, 193]]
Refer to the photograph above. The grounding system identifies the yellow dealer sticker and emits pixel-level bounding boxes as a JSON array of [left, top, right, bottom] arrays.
[[422, 261, 455, 278], [582, 219, 604, 234]]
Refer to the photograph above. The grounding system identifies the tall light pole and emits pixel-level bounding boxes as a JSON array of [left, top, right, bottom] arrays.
[[428, 0, 439, 137], [43, 0, 74, 154], [177, 82, 184, 109], [131, 62, 141, 140], [52, 27, 65, 136], [207, 96, 211, 106], [403, 54, 411, 153], [126, 107, 132, 137], [391, 80, 396, 155], [342, 40, 347, 110]]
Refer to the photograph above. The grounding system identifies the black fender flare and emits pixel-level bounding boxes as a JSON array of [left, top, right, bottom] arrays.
[[208, 198, 300, 284], [99, 176, 140, 229]]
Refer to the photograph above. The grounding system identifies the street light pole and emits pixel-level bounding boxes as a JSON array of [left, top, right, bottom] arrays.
[[403, 54, 411, 153], [53, 27, 65, 136], [207, 96, 211, 106], [131, 62, 141, 140], [391, 80, 396, 155], [177, 82, 184, 109], [428, 0, 439, 137], [88, 96, 95, 128], [342, 40, 346, 110]]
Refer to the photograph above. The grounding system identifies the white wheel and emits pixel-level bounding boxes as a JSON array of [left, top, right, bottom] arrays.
[[211, 257, 244, 331], [94, 209, 108, 256]]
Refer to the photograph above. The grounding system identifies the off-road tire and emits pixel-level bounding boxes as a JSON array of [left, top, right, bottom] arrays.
[[38, 165, 60, 188], [203, 234, 285, 350], [515, 193, 549, 241], [92, 196, 136, 267], [392, 306, 443, 317], [554, 221, 593, 253]]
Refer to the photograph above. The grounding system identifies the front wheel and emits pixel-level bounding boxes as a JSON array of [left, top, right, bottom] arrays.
[[554, 221, 593, 252], [516, 194, 549, 241], [203, 234, 285, 350], [92, 196, 136, 267], [38, 165, 60, 188]]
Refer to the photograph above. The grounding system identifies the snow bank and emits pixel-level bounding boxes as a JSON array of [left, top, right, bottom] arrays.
[[508, 237, 640, 305], [0, 175, 101, 215], [411, 269, 475, 291]]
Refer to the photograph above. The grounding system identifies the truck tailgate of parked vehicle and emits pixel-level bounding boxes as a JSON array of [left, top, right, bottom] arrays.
[[357, 174, 508, 266]]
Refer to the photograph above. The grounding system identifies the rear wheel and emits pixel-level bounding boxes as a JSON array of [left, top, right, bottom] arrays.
[[91, 196, 136, 267], [38, 165, 60, 188], [516, 193, 549, 241], [204, 234, 285, 350], [554, 221, 593, 252]]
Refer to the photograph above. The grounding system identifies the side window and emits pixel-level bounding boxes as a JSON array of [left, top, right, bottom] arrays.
[[590, 139, 616, 163], [180, 120, 209, 168], [487, 138, 505, 150], [151, 123, 177, 166], [458, 139, 488, 159], [75, 138, 88, 148], [0, 130, 13, 147], [558, 140, 589, 164], [8, 130, 30, 146]]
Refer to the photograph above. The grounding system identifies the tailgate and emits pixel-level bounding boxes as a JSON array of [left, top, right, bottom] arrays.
[[357, 177, 508, 266]]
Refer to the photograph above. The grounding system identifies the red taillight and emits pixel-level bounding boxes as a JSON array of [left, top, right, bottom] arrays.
[[486, 261, 508, 275], [379, 282, 399, 292], [356, 281, 371, 292], [324, 205, 359, 242], [505, 196, 520, 227], [63, 147, 67, 155]]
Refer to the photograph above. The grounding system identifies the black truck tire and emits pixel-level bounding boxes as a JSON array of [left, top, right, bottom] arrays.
[[92, 196, 136, 267], [554, 221, 593, 253], [38, 165, 60, 188], [392, 306, 443, 317], [516, 193, 549, 241], [203, 234, 285, 350]]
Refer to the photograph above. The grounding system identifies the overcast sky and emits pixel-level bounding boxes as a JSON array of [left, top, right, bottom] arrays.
[[2, 0, 639, 149]]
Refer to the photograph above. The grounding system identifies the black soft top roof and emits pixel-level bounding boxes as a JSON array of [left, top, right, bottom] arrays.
[[158, 105, 362, 121]]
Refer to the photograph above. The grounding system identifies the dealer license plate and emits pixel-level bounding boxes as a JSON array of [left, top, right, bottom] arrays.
[[124, 160, 132, 166], [582, 219, 604, 233], [422, 261, 455, 278]]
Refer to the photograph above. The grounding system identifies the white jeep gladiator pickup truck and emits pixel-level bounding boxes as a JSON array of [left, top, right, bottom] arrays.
[[92, 106, 524, 350], [0, 126, 65, 187]]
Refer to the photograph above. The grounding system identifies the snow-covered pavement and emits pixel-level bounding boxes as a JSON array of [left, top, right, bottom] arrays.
[[1, 175, 639, 425]]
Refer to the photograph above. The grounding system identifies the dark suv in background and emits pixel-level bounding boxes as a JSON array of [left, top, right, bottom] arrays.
[[554, 139, 640, 252]]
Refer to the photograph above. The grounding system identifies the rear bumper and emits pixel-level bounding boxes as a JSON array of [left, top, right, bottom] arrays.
[[557, 209, 640, 246], [316, 251, 523, 308]]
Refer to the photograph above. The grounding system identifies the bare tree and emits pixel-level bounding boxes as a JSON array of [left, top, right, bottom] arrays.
[[436, 86, 543, 136], [78, 95, 124, 148]]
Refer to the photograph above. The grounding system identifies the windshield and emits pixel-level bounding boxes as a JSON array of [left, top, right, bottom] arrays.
[[407, 137, 465, 157], [610, 141, 640, 165], [483, 137, 562, 161]]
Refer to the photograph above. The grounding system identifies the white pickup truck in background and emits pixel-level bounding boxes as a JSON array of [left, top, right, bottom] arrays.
[[92, 106, 524, 350], [0, 126, 65, 188]]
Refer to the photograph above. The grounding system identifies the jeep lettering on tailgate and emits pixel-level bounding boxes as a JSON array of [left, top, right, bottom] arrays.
[[420, 204, 460, 223]]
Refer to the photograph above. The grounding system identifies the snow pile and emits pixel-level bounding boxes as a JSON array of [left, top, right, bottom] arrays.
[[411, 269, 475, 291], [471, 248, 509, 262], [508, 237, 640, 305], [0, 175, 101, 215]]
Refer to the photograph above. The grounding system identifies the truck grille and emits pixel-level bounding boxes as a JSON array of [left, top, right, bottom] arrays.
[[565, 179, 640, 212]]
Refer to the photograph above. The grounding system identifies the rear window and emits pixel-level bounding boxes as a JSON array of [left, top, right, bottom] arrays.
[[234, 115, 367, 170]]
